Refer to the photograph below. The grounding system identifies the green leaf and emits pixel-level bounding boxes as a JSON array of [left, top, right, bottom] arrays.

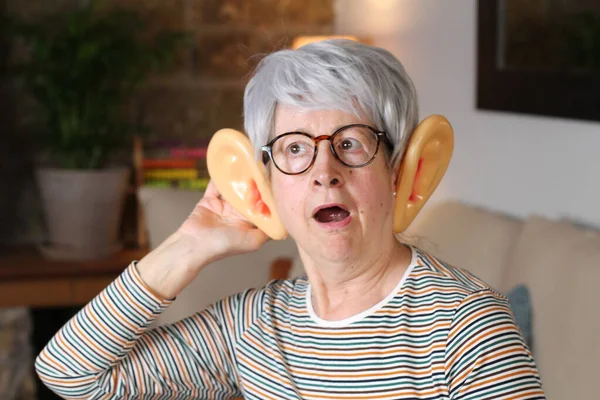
[[3, 2, 189, 169]]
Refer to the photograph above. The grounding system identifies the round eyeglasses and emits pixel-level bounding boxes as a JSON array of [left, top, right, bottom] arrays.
[[261, 124, 388, 175]]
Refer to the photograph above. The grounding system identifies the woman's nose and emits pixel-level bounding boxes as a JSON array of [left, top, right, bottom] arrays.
[[311, 141, 343, 188]]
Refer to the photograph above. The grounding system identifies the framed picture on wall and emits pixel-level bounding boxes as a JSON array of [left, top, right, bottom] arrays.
[[477, 0, 600, 122]]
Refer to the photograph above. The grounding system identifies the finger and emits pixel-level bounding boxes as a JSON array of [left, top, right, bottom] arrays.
[[205, 180, 257, 225], [204, 180, 221, 199]]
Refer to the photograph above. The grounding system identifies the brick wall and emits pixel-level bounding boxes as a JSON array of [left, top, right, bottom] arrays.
[[137, 0, 334, 141], [0, 0, 334, 244]]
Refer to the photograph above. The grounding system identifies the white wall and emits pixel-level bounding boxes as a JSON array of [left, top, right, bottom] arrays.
[[335, 0, 600, 227]]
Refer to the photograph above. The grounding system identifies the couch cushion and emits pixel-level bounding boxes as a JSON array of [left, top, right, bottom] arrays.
[[404, 201, 522, 290], [504, 215, 600, 399]]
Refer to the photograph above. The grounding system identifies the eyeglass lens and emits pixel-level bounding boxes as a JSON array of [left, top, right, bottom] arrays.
[[271, 126, 379, 174]]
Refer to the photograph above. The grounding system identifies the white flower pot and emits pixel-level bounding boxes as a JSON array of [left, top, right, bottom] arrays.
[[36, 168, 130, 260]]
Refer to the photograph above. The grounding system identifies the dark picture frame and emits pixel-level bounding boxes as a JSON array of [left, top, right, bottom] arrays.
[[477, 0, 600, 122]]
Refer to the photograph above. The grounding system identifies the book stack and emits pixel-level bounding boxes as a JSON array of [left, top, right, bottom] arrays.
[[142, 141, 210, 191]]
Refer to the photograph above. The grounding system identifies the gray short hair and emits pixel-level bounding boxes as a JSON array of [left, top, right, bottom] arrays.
[[243, 39, 419, 170]]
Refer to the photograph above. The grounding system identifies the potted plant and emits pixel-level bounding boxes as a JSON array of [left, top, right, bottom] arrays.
[[4, 2, 187, 259]]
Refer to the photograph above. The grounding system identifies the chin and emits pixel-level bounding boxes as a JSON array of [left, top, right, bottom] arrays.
[[311, 233, 358, 261]]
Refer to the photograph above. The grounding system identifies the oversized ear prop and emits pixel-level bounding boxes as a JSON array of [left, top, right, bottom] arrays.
[[206, 129, 288, 240], [393, 115, 454, 233]]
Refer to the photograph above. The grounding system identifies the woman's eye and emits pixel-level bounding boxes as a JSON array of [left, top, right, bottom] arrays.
[[286, 142, 308, 155], [339, 138, 362, 151]]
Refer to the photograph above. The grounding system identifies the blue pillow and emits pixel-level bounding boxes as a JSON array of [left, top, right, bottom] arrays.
[[505, 284, 533, 351]]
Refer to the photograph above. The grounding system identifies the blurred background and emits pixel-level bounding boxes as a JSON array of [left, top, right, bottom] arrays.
[[0, 0, 599, 399]]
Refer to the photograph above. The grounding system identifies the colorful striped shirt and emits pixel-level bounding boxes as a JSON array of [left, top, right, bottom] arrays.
[[35, 246, 545, 399]]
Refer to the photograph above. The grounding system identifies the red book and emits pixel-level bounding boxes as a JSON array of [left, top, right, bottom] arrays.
[[143, 159, 197, 169], [170, 148, 207, 159]]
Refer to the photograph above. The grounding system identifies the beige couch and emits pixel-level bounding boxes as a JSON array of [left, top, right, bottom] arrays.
[[389, 201, 600, 400]]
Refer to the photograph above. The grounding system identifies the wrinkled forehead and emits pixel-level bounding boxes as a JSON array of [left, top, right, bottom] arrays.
[[271, 103, 375, 139]]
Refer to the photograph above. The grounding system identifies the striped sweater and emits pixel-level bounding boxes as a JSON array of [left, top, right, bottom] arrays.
[[36, 247, 545, 399]]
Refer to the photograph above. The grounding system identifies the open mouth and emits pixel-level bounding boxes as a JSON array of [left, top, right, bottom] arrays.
[[313, 205, 351, 223]]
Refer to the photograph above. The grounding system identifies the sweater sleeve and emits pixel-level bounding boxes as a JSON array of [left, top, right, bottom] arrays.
[[35, 262, 260, 399], [445, 289, 546, 400]]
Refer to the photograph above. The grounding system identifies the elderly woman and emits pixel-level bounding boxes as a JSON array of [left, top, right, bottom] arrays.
[[36, 40, 544, 399]]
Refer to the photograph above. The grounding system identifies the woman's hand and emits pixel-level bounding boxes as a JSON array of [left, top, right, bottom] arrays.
[[136, 181, 270, 299], [178, 180, 271, 262]]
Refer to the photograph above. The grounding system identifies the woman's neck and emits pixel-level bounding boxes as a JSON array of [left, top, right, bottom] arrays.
[[301, 237, 412, 322]]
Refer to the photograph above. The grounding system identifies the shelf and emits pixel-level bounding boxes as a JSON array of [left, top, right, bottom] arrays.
[[0, 246, 149, 308], [0, 246, 148, 282]]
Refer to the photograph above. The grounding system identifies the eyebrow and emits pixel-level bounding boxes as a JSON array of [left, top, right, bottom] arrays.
[[278, 124, 361, 136]]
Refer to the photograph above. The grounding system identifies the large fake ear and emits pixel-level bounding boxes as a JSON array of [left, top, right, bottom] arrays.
[[393, 115, 454, 233], [206, 129, 288, 240]]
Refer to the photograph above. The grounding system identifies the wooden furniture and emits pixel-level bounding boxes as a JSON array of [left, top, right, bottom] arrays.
[[0, 246, 148, 308], [269, 257, 293, 281], [0, 247, 292, 308]]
